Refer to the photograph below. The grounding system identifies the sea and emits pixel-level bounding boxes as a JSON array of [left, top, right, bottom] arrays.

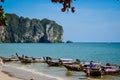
[[0, 43, 120, 80]]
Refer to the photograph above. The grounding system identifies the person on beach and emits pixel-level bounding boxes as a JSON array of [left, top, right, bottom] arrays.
[[90, 61, 93, 68], [0, 58, 4, 72], [86, 66, 90, 77]]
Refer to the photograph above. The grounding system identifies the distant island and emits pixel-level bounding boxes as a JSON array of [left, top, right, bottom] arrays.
[[0, 13, 63, 43], [66, 40, 73, 43]]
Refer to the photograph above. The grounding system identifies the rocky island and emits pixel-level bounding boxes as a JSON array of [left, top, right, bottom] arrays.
[[0, 13, 63, 43]]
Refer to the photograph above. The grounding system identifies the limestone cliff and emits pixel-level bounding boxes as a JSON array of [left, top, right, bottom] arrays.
[[0, 26, 5, 42], [0, 13, 63, 43]]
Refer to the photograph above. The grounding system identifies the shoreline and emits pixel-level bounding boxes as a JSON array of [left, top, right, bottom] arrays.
[[1, 64, 64, 80], [0, 71, 22, 80]]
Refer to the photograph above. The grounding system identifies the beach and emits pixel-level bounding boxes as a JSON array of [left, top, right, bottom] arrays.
[[1, 64, 63, 80], [0, 43, 120, 80], [0, 71, 22, 80]]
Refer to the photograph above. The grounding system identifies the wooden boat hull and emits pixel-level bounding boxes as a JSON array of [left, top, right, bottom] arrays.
[[21, 58, 45, 63], [103, 71, 120, 75], [84, 67, 102, 77], [21, 59, 32, 63], [64, 64, 82, 71], [46, 61, 62, 66], [90, 70, 102, 76], [102, 66, 120, 75], [4, 58, 19, 62], [46, 61, 80, 67]]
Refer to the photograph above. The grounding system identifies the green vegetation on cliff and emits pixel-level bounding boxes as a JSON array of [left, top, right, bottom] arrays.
[[0, 13, 63, 43]]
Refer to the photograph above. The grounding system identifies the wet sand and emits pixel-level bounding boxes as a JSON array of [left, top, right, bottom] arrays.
[[0, 71, 22, 80], [1, 65, 63, 80]]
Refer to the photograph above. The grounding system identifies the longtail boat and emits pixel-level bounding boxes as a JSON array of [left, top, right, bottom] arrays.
[[102, 65, 120, 75], [16, 53, 45, 63], [83, 62, 102, 76], [46, 58, 76, 67], [64, 64, 83, 71]]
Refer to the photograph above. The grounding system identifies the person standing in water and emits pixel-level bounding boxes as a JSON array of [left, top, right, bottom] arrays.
[[86, 66, 90, 77]]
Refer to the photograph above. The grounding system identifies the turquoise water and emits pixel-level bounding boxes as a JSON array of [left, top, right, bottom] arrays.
[[0, 43, 120, 80]]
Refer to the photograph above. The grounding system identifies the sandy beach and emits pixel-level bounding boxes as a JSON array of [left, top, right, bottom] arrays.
[[0, 71, 22, 80], [0, 65, 63, 80]]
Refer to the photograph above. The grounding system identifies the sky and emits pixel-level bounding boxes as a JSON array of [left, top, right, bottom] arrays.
[[1, 0, 120, 42]]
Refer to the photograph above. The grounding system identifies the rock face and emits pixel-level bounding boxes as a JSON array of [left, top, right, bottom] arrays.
[[0, 26, 5, 42], [0, 13, 63, 43]]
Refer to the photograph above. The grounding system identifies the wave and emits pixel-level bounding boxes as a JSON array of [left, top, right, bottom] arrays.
[[4, 64, 65, 80]]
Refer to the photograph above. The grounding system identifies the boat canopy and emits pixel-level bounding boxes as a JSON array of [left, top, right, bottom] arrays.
[[32, 57, 44, 61], [84, 62, 101, 66], [103, 66, 119, 70], [104, 66, 118, 72], [59, 58, 73, 64]]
